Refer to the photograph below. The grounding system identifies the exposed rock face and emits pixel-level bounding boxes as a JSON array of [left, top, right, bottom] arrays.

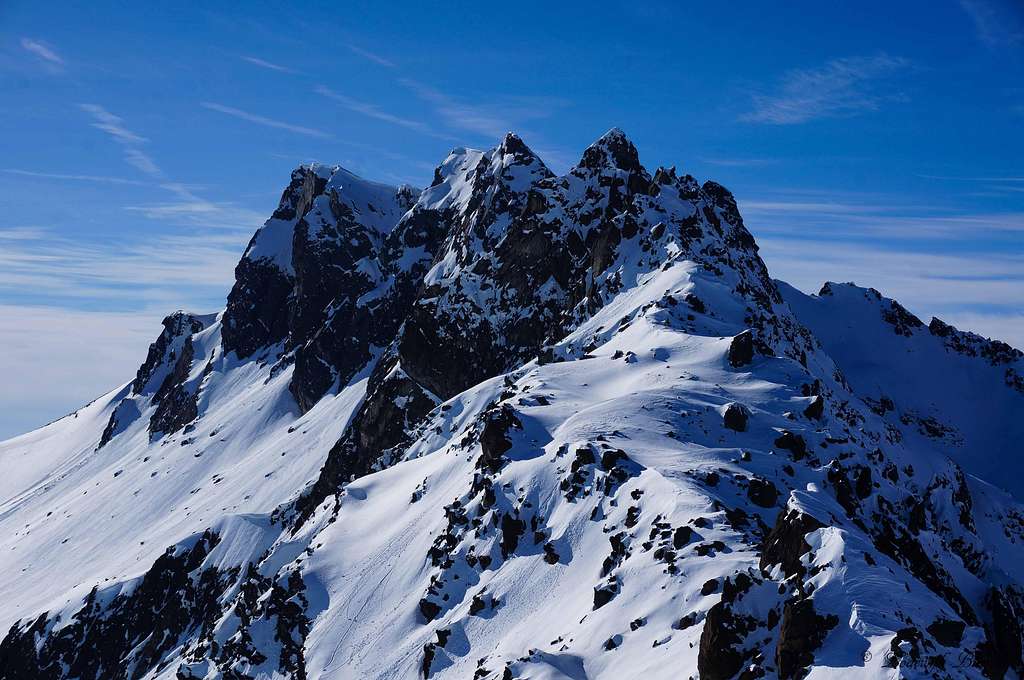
[[148, 333, 199, 436], [292, 355, 438, 524], [696, 601, 745, 680], [132, 312, 207, 394], [776, 598, 838, 679], [981, 586, 1023, 678], [99, 311, 209, 447], [221, 245, 294, 359], [728, 329, 755, 367], [760, 508, 823, 578], [723, 402, 750, 431], [478, 404, 522, 473], [221, 164, 324, 358], [221, 163, 421, 412]]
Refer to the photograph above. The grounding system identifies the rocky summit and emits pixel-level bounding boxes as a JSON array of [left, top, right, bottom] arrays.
[[1, 130, 1022, 680]]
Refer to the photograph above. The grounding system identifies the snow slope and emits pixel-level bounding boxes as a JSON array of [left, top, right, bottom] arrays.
[[1, 132, 1021, 680]]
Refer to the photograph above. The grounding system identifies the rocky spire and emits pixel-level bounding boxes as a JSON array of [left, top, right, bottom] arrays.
[[578, 127, 644, 174]]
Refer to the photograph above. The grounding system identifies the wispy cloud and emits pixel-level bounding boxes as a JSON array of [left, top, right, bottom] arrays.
[[74, 106, 266, 231], [79, 104, 162, 178], [347, 44, 395, 68], [314, 85, 454, 140], [399, 78, 568, 140], [0, 226, 248, 305], [201, 102, 332, 139], [743, 195, 1024, 239], [3, 169, 147, 186], [20, 38, 63, 66], [0, 227, 48, 241], [241, 55, 296, 73], [122, 148, 161, 176], [959, 0, 1024, 47], [741, 54, 909, 125], [399, 79, 509, 138], [742, 200, 896, 214], [79, 104, 147, 144]]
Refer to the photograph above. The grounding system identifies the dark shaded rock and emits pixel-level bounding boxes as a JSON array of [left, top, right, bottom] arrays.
[[721, 573, 753, 604], [870, 511, 978, 625], [826, 464, 859, 516], [776, 598, 838, 679], [697, 601, 745, 680], [886, 627, 923, 668], [601, 533, 629, 577], [723, 402, 750, 432], [673, 525, 693, 549], [927, 618, 965, 647], [760, 509, 823, 578], [728, 330, 755, 367], [747, 477, 779, 508], [774, 431, 807, 460], [579, 128, 643, 175], [222, 165, 328, 359], [101, 312, 208, 448], [292, 356, 437, 526], [803, 395, 824, 420], [132, 312, 206, 394], [881, 298, 924, 337], [685, 293, 706, 314], [478, 404, 521, 473], [674, 613, 698, 630], [593, 579, 620, 610], [499, 513, 526, 559], [854, 466, 873, 500], [222, 255, 294, 359], [148, 335, 199, 437], [419, 598, 442, 622], [980, 586, 1023, 678]]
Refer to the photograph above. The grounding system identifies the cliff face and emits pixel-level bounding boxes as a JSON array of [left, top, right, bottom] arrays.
[[1, 130, 1022, 680]]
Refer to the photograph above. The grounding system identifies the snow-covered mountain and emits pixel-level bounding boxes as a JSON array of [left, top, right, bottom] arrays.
[[1, 129, 1022, 680]]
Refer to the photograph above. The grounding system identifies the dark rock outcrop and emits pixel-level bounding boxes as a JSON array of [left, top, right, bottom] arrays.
[[728, 330, 755, 367], [696, 601, 746, 680], [723, 402, 750, 432], [99, 311, 208, 447], [760, 509, 823, 578], [776, 598, 838, 679]]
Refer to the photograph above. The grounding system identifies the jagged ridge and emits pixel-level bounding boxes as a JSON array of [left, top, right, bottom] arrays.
[[1, 129, 1023, 680]]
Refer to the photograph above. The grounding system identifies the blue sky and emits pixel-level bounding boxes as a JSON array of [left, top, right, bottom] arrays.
[[1, 0, 1022, 439]]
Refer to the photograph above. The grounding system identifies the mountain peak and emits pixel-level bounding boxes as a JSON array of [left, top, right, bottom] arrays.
[[498, 131, 530, 156], [578, 127, 643, 174]]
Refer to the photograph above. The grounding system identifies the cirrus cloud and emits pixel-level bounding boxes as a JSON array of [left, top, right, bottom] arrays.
[[741, 54, 910, 125]]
